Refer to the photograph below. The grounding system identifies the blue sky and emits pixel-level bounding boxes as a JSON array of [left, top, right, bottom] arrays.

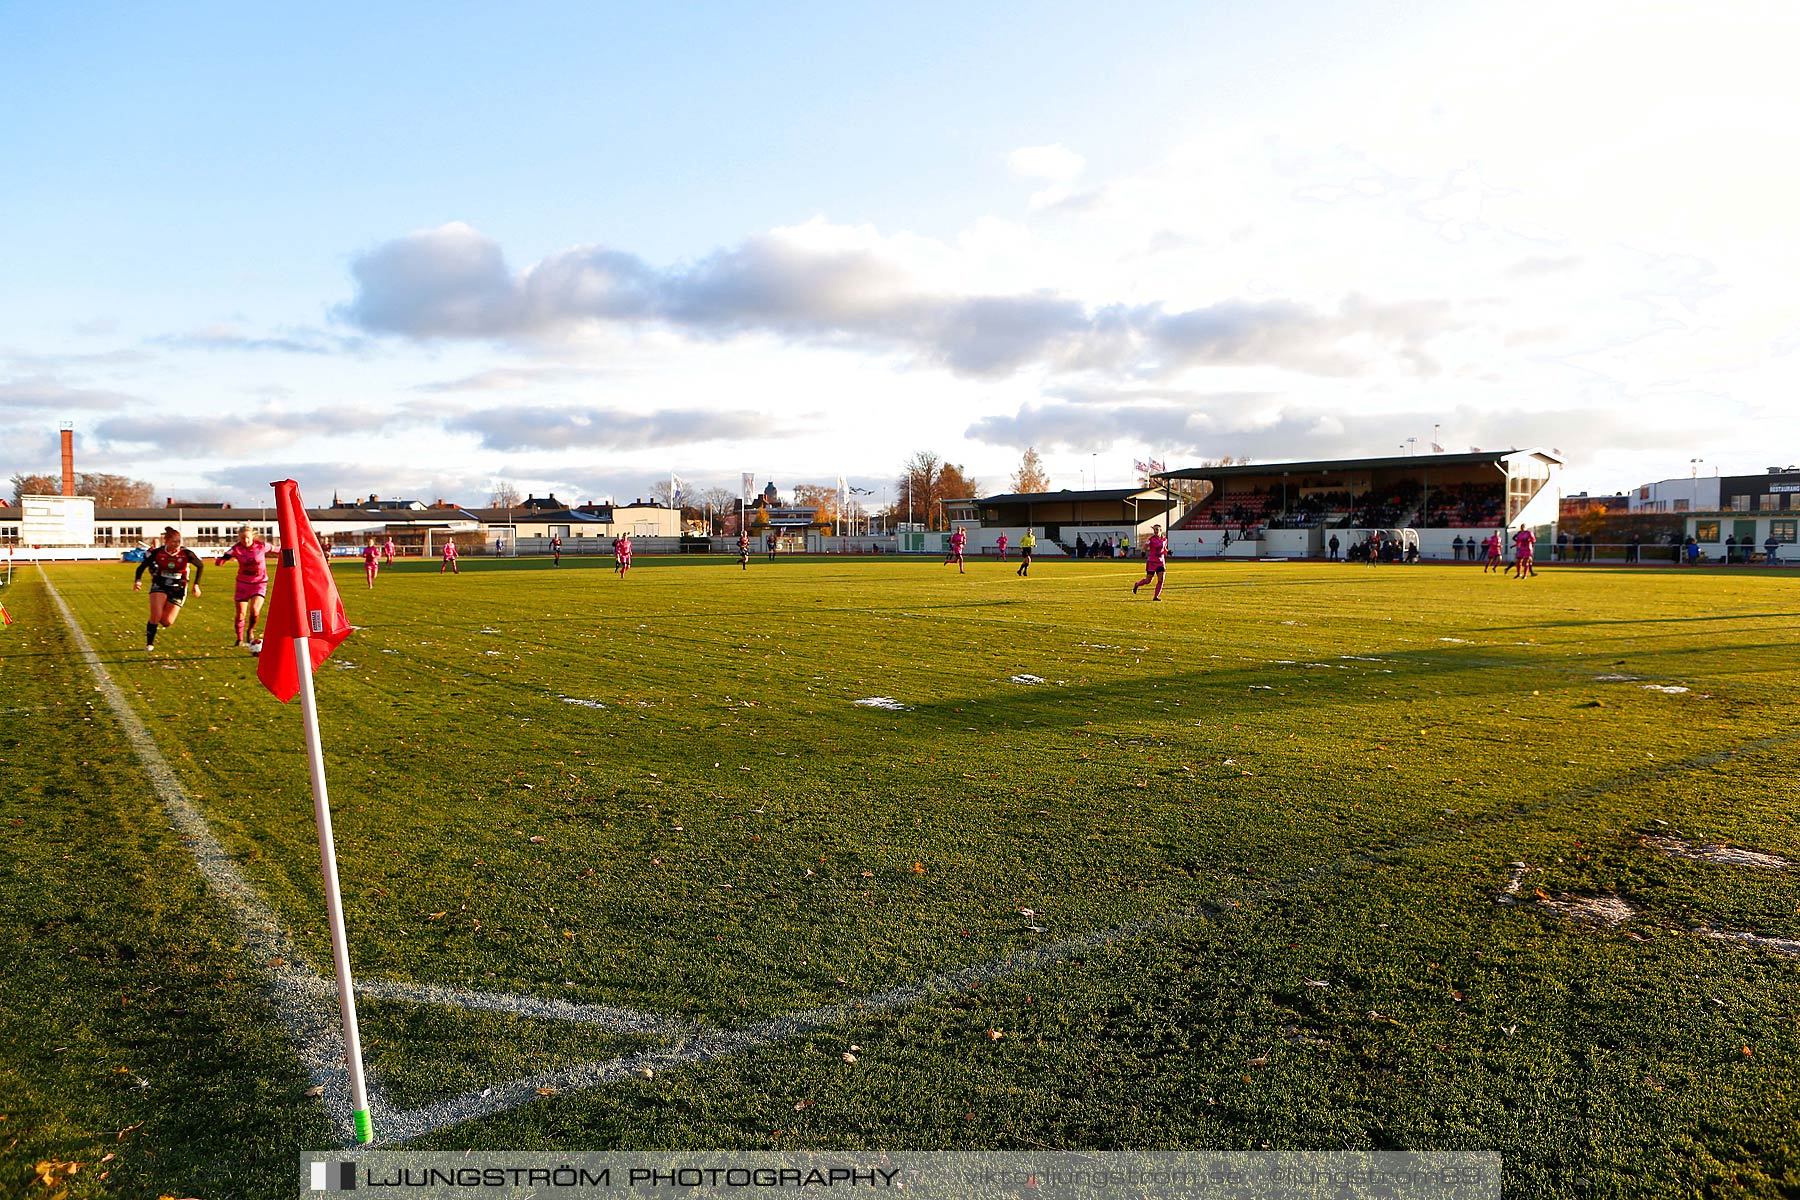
[[5, 1, 1797, 505]]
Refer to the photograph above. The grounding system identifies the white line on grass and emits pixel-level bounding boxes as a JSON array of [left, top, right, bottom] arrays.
[[40, 567, 381, 1142], [40, 568, 684, 1143], [44, 566, 1800, 1146], [325, 977, 698, 1038], [380, 729, 1800, 1142]]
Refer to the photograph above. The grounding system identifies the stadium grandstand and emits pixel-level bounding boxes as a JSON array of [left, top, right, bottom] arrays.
[[1155, 449, 1562, 559]]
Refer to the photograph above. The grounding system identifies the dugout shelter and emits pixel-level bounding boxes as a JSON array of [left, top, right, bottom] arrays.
[[965, 487, 1181, 557]]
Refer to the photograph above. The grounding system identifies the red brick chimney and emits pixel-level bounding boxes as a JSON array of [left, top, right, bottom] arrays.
[[61, 427, 75, 496]]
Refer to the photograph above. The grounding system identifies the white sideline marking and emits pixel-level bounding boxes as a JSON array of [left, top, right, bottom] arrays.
[[40, 568, 379, 1141], [40, 568, 679, 1143]]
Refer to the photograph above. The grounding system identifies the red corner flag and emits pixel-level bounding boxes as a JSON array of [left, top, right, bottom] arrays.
[[257, 479, 352, 702]]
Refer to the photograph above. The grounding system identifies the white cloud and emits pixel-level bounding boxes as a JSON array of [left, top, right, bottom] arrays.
[[1006, 143, 1087, 182]]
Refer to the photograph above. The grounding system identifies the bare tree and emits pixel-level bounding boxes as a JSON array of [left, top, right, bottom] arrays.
[[10, 472, 59, 505], [489, 479, 523, 507], [10, 471, 154, 506], [889, 452, 979, 529], [1009, 447, 1050, 493], [76, 472, 155, 507]]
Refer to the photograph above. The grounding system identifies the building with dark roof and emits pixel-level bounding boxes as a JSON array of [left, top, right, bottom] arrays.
[[1155, 448, 1562, 560]]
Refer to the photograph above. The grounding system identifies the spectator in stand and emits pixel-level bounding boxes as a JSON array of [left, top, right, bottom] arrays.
[[1327, 533, 1340, 562], [1685, 536, 1700, 566], [1669, 533, 1682, 564], [1452, 534, 1465, 561], [1075, 533, 1087, 559], [1725, 533, 1737, 564], [1626, 533, 1640, 563], [1766, 533, 1780, 565]]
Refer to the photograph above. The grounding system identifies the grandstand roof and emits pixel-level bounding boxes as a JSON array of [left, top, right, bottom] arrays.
[[977, 487, 1168, 506], [1156, 449, 1560, 481]]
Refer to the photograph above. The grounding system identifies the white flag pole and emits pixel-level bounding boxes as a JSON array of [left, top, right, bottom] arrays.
[[285, 549, 374, 1144]]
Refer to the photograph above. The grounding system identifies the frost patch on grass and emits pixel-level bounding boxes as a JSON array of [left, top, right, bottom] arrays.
[[1539, 895, 1635, 925], [1642, 684, 1690, 694], [556, 696, 607, 710], [1075, 642, 1120, 650], [1495, 865, 1633, 925], [1593, 673, 1640, 682], [1437, 637, 1471, 644], [1696, 926, 1800, 957], [1643, 837, 1789, 870], [853, 697, 910, 711], [478, 628, 502, 634], [1009, 674, 1046, 685]]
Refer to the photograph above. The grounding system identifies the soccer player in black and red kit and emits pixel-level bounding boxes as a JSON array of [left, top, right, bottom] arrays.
[[134, 526, 204, 652]]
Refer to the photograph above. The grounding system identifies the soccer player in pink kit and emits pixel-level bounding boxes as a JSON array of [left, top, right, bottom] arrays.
[[382, 535, 396, 565], [945, 526, 967, 573], [1511, 524, 1537, 579], [362, 538, 381, 588], [440, 537, 459, 575], [995, 533, 1008, 561], [1133, 524, 1170, 600], [615, 534, 633, 577], [1483, 532, 1503, 573], [214, 525, 268, 649]]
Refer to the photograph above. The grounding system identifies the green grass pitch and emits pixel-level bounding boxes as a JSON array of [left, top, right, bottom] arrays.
[[2, 555, 1797, 1197]]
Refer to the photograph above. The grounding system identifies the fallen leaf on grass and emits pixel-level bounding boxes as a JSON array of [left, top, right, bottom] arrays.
[[842, 1052, 858, 1063], [910, 862, 926, 874], [794, 1100, 812, 1111], [987, 1029, 1004, 1041], [427, 911, 447, 921], [536, 1086, 558, 1096], [304, 1085, 325, 1098]]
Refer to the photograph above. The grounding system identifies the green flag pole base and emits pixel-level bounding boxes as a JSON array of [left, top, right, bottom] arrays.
[[353, 1109, 374, 1144]]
